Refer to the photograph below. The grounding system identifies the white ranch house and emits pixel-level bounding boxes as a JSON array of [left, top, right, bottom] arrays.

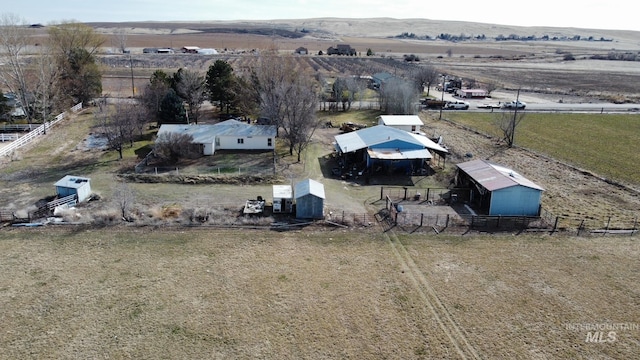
[[157, 120, 277, 155]]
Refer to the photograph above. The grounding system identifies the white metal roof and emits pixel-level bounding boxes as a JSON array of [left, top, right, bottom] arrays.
[[378, 115, 424, 126], [295, 179, 325, 199], [273, 185, 293, 198], [158, 120, 276, 144], [54, 175, 90, 189]]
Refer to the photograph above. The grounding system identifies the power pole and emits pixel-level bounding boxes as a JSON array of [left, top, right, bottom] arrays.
[[129, 54, 135, 97], [510, 88, 520, 147], [439, 74, 445, 120]]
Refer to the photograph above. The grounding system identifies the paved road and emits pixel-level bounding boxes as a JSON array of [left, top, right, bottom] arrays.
[[434, 90, 640, 114]]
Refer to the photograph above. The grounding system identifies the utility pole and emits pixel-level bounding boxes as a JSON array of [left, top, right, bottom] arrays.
[[510, 88, 520, 147], [438, 74, 446, 120], [129, 54, 135, 97]]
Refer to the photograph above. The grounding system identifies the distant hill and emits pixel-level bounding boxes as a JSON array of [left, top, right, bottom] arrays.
[[88, 17, 640, 49]]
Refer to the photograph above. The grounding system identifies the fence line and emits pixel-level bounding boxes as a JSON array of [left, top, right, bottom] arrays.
[[0, 134, 19, 142], [0, 102, 83, 157]]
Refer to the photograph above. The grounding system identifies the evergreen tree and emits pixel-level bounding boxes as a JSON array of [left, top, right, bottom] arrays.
[[159, 89, 186, 125]]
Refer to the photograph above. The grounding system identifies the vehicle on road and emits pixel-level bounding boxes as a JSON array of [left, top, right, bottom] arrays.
[[444, 100, 469, 110], [476, 102, 501, 109], [502, 100, 527, 109]]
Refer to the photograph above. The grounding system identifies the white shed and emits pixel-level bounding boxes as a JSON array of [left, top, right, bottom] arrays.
[[272, 185, 293, 213], [377, 115, 424, 133], [54, 175, 92, 202], [295, 179, 325, 219]]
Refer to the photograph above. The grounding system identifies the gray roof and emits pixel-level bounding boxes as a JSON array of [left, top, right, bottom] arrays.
[[295, 179, 325, 199], [457, 159, 544, 191], [158, 120, 276, 144]]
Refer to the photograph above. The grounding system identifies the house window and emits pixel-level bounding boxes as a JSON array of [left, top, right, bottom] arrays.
[[268, 138, 272, 147], [237, 138, 244, 144], [411, 125, 417, 132]]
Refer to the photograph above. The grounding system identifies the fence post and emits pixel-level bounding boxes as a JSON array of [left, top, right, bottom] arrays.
[[342, 211, 345, 223], [446, 214, 449, 228], [604, 216, 611, 237], [553, 216, 559, 234], [380, 186, 384, 200], [403, 187, 408, 201], [577, 219, 584, 236], [632, 217, 638, 237], [420, 213, 424, 227]]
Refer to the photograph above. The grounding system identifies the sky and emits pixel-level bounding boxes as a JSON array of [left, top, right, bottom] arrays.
[[4, 0, 638, 32]]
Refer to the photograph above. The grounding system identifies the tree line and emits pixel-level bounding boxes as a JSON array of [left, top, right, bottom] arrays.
[[0, 14, 103, 124]]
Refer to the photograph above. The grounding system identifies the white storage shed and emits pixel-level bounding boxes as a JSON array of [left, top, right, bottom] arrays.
[[272, 185, 293, 213]]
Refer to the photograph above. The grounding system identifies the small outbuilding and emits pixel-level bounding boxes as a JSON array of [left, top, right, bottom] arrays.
[[295, 179, 325, 219], [272, 185, 293, 213], [377, 115, 424, 133], [455, 159, 544, 216], [54, 175, 92, 203]]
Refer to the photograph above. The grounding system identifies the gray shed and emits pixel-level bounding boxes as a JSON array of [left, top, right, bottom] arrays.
[[54, 175, 92, 202], [295, 179, 325, 219]]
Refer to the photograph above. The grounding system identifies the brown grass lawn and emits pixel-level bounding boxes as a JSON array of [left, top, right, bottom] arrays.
[[0, 227, 638, 359]]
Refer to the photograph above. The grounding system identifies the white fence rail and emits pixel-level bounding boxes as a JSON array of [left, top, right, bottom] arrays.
[[0, 103, 83, 157], [0, 134, 19, 142]]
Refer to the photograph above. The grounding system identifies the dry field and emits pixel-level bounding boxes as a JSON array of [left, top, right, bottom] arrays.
[[92, 19, 640, 101], [0, 227, 638, 359]]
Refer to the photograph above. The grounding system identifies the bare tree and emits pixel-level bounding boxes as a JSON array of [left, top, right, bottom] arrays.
[[153, 132, 199, 164], [379, 78, 419, 115], [95, 103, 137, 159], [496, 110, 525, 147], [0, 13, 35, 122], [176, 69, 206, 124], [113, 180, 135, 220], [34, 44, 59, 133], [412, 65, 439, 97], [280, 77, 320, 161], [484, 81, 499, 96], [252, 53, 298, 134], [113, 28, 128, 53]]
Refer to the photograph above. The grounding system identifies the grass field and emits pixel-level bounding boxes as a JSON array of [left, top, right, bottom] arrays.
[[0, 227, 638, 359], [444, 112, 640, 187]]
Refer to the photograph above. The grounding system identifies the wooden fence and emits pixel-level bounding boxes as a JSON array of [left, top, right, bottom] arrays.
[[0, 102, 83, 158]]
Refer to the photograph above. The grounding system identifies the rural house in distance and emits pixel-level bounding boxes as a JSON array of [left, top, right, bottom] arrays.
[[327, 44, 356, 56]]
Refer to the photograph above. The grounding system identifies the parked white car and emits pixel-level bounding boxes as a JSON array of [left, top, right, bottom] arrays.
[[502, 100, 527, 109], [444, 100, 470, 110]]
